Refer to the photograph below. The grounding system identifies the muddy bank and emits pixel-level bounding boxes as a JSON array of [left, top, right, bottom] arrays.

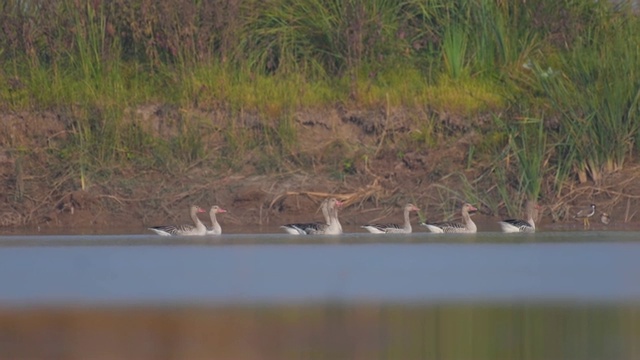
[[1, 106, 638, 234]]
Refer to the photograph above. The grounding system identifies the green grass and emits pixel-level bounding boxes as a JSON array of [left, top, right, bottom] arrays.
[[442, 24, 469, 80], [497, 116, 546, 214]]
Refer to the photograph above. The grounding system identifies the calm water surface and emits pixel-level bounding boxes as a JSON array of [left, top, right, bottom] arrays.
[[1, 231, 639, 359], [0, 231, 638, 305]]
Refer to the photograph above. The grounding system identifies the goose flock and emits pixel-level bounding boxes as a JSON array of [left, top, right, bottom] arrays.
[[147, 199, 608, 236], [148, 197, 611, 236]]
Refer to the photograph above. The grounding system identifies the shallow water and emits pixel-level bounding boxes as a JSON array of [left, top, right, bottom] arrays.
[[1, 231, 639, 359]]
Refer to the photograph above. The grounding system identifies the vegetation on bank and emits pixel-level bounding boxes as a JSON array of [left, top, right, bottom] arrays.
[[1, 0, 640, 219]]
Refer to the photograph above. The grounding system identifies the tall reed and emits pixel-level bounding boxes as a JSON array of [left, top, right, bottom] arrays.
[[536, 9, 640, 184], [442, 25, 468, 80], [238, 0, 410, 83], [506, 117, 545, 209]]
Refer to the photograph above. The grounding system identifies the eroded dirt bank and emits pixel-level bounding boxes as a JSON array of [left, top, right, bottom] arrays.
[[1, 106, 638, 234]]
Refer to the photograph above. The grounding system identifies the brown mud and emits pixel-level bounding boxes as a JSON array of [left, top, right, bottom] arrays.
[[1, 106, 639, 235]]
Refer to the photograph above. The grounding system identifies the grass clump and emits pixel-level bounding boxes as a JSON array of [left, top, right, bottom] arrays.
[[535, 8, 640, 184], [497, 116, 546, 214]]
